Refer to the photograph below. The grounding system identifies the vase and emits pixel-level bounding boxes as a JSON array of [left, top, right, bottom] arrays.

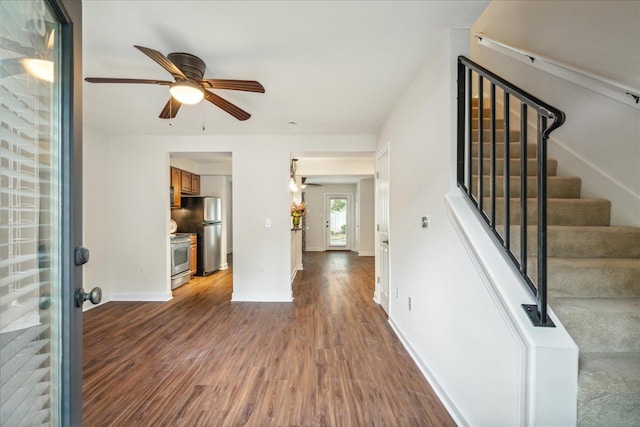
[[292, 217, 300, 228]]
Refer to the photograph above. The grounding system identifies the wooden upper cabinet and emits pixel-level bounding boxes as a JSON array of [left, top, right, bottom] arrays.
[[171, 167, 201, 197], [170, 167, 182, 207], [181, 171, 192, 193], [191, 174, 200, 195]]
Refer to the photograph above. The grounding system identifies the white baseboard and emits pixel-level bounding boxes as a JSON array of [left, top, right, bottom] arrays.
[[358, 251, 375, 257], [110, 292, 173, 302], [219, 263, 229, 270], [231, 291, 293, 302], [291, 268, 298, 284], [388, 319, 468, 427], [82, 298, 110, 312], [304, 246, 324, 252], [227, 249, 233, 254]]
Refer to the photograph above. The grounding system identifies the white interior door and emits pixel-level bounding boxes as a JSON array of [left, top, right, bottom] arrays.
[[376, 148, 390, 314], [325, 194, 352, 251]]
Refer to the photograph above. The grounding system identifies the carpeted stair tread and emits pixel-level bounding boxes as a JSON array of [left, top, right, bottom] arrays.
[[471, 141, 537, 158], [472, 175, 582, 198], [577, 352, 640, 427], [487, 198, 611, 226], [550, 298, 640, 353], [472, 157, 558, 176], [542, 258, 640, 298], [506, 225, 640, 258], [472, 117, 505, 129], [471, 128, 522, 143]]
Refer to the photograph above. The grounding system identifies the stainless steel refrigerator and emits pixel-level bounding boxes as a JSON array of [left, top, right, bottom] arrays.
[[171, 196, 222, 276]]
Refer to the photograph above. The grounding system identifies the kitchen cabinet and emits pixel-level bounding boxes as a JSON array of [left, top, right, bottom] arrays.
[[170, 167, 200, 205], [189, 234, 197, 278], [191, 174, 200, 195], [170, 167, 182, 207], [181, 170, 193, 193]]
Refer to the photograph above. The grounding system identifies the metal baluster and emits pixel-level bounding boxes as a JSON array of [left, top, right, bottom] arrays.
[[478, 76, 484, 211], [504, 92, 511, 250], [490, 84, 497, 230], [520, 103, 528, 276], [537, 115, 548, 325]]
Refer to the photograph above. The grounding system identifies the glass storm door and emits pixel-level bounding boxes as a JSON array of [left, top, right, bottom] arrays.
[[1, 0, 84, 425], [325, 195, 351, 250]]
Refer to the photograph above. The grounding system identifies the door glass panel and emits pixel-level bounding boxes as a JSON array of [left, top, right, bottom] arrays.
[[1, 1, 62, 425], [329, 197, 348, 247]]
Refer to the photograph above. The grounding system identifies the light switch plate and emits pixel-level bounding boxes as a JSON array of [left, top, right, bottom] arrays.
[[265, 218, 271, 227]]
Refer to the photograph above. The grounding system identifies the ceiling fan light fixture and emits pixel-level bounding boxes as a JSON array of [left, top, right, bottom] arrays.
[[169, 81, 204, 104], [21, 58, 54, 82]]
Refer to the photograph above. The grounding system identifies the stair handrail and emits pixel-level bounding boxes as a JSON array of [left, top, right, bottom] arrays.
[[456, 55, 565, 327], [474, 33, 640, 108]]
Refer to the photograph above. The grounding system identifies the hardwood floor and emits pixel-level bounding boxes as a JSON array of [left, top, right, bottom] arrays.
[[83, 252, 455, 426]]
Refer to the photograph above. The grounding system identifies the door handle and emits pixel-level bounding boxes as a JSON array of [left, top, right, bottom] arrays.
[[75, 287, 102, 307], [382, 240, 389, 244]]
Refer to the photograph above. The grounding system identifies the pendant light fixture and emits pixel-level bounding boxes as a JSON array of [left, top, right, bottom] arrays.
[[289, 158, 299, 193]]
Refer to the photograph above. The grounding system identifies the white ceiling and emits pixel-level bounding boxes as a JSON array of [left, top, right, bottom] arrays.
[[82, 1, 488, 136]]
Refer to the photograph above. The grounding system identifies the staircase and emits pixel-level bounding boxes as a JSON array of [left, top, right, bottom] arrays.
[[471, 99, 640, 426]]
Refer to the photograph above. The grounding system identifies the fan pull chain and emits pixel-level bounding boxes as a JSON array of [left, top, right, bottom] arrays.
[[202, 101, 206, 131], [169, 97, 173, 126]]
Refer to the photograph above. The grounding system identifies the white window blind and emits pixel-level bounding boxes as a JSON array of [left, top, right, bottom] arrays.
[[1, 0, 60, 424]]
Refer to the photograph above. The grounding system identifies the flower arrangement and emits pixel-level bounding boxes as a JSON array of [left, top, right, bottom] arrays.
[[291, 202, 306, 228], [291, 202, 307, 218]]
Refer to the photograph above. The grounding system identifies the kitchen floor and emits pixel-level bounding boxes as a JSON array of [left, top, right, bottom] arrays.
[[82, 252, 454, 425]]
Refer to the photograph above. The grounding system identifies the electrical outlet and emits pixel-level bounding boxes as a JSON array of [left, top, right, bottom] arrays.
[[140, 267, 145, 276], [408, 296, 412, 311], [396, 287, 399, 298]]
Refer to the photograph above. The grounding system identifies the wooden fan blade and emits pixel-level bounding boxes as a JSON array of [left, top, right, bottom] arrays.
[[134, 45, 187, 81], [159, 97, 182, 119], [204, 90, 251, 121], [200, 79, 265, 93], [85, 77, 172, 85]]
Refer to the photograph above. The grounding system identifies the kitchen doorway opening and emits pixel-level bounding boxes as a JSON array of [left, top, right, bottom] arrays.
[[169, 152, 233, 292]]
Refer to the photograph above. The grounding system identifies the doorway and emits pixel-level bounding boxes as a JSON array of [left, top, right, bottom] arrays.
[[324, 194, 353, 251]]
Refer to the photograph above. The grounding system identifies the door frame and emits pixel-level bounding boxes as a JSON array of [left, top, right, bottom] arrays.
[[57, 0, 83, 424], [324, 193, 353, 251], [375, 143, 390, 313]]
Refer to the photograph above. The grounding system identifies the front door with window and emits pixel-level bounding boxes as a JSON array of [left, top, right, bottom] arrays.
[[0, 0, 84, 424], [325, 194, 352, 251]]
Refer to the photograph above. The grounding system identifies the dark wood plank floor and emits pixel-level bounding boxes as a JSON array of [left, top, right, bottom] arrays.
[[83, 252, 455, 426]]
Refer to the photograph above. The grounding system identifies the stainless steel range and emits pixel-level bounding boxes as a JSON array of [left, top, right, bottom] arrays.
[[170, 233, 191, 289]]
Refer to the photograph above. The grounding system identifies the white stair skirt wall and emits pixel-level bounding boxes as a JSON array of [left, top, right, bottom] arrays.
[[446, 192, 578, 426]]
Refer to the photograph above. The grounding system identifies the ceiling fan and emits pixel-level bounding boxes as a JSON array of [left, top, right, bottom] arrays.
[[301, 177, 321, 187], [85, 45, 264, 121]]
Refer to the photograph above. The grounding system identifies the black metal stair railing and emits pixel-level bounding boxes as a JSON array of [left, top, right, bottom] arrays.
[[456, 56, 565, 327]]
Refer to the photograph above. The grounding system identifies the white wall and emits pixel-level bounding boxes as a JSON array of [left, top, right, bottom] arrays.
[[471, 1, 640, 226], [82, 126, 112, 308], [302, 184, 356, 252], [376, 28, 576, 425], [83, 134, 375, 303], [358, 178, 375, 256]]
